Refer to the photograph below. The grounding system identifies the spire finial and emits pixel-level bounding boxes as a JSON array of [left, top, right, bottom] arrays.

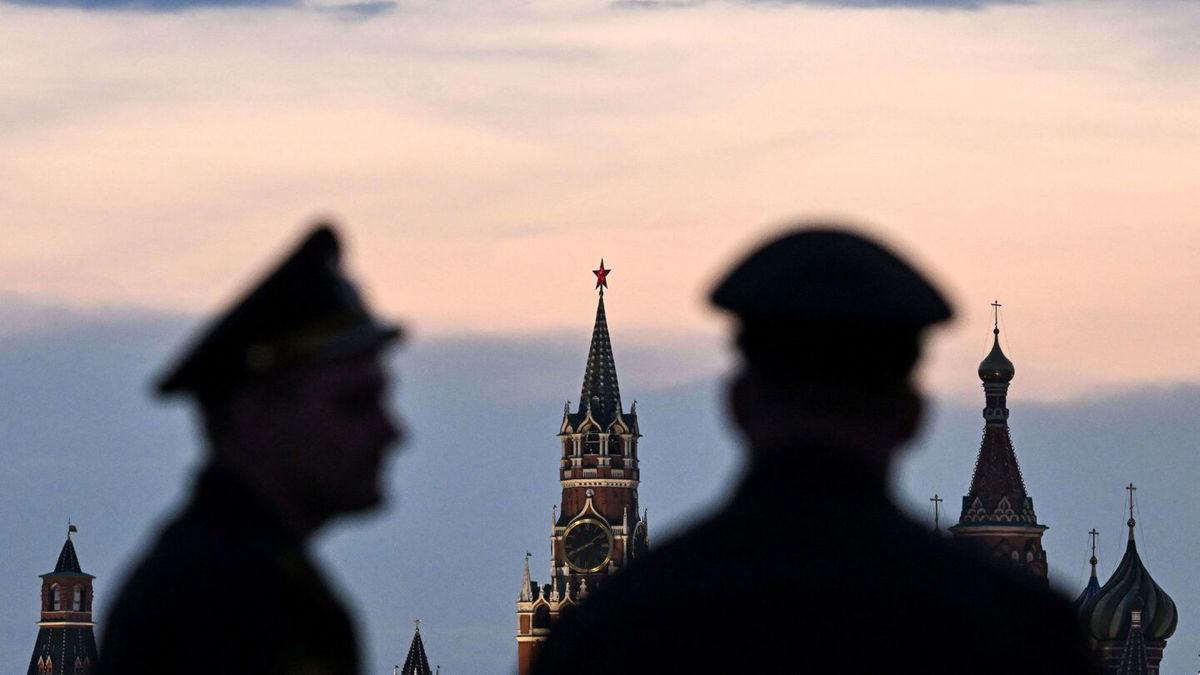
[[414, 618, 421, 633], [67, 519, 77, 540], [593, 259, 610, 294], [991, 300, 1001, 334], [1126, 483, 1137, 535], [930, 494, 943, 531], [1088, 528, 1099, 573]]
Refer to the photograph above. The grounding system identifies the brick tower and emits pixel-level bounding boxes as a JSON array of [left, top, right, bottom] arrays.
[[27, 526, 99, 675], [949, 305, 1049, 581], [516, 261, 649, 675]]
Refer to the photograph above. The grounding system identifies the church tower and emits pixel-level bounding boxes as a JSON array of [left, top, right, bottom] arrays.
[[26, 526, 99, 675], [1079, 485, 1177, 674], [949, 305, 1049, 581], [516, 261, 649, 675]]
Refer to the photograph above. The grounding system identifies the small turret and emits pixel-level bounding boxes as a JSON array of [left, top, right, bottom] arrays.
[[27, 524, 99, 675]]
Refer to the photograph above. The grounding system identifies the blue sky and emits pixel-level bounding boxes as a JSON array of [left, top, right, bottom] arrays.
[[2, 301, 1199, 673]]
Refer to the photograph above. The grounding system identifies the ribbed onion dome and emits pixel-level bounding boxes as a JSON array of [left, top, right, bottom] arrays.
[[1073, 569, 1101, 616], [978, 328, 1015, 383], [1081, 526, 1177, 642]]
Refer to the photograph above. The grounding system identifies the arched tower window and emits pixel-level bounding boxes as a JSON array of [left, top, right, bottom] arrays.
[[50, 584, 60, 611], [607, 434, 623, 456], [532, 605, 551, 630], [72, 586, 83, 611], [584, 432, 600, 455], [562, 439, 573, 459]]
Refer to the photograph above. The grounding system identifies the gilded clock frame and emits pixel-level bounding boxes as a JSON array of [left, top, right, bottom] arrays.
[[562, 518, 614, 573]]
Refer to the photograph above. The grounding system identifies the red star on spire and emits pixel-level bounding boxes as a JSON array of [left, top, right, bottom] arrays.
[[593, 259, 611, 290]]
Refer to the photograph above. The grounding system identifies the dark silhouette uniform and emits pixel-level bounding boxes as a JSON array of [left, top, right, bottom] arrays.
[[100, 227, 399, 675], [533, 227, 1098, 674], [100, 466, 360, 674]]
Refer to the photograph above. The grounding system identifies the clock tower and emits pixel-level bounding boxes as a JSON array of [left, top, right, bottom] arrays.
[[516, 261, 648, 675]]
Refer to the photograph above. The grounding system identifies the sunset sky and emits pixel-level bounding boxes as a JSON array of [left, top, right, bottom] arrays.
[[3, 0, 1200, 672]]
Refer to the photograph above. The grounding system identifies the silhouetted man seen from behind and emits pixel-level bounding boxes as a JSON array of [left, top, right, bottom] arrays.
[[101, 225, 402, 674], [533, 225, 1098, 674]]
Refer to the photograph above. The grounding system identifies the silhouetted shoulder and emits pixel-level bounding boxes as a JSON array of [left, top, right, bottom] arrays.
[[100, 470, 359, 674], [533, 455, 1097, 674]]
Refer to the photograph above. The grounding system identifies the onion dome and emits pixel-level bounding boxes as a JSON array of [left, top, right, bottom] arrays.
[[978, 327, 1015, 383], [1075, 530, 1099, 614], [1081, 505, 1177, 642]]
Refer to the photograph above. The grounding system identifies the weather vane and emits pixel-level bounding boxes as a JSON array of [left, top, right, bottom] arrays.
[[593, 259, 611, 294]]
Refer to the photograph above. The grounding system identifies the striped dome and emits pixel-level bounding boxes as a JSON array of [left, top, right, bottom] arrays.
[[1080, 530, 1177, 642]]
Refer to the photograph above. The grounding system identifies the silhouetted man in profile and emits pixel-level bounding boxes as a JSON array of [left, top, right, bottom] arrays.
[[533, 225, 1098, 674], [100, 225, 402, 675]]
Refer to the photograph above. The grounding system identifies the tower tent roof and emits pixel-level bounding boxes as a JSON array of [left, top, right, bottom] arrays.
[[577, 293, 622, 423], [400, 626, 432, 675], [1116, 618, 1151, 675], [41, 536, 93, 579], [964, 426, 1032, 517]]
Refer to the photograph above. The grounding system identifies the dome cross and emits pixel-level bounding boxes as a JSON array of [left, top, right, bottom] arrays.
[[1126, 483, 1137, 531]]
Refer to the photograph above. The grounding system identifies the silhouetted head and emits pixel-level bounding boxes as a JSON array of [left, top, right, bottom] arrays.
[[155, 224, 404, 535], [711, 224, 952, 471]]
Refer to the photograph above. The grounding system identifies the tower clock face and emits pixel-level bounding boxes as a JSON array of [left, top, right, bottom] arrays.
[[563, 519, 612, 572]]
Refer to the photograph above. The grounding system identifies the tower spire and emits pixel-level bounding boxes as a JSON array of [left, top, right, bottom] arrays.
[[518, 552, 534, 602], [951, 305, 1046, 581], [400, 621, 433, 675], [579, 260, 622, 422]]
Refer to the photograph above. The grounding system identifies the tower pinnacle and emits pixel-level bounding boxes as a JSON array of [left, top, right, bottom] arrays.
[[592, 259, 610, 292], [578, 266, 622, 422], [400, 622, 432, 675], [952, 306, 1046, 581]]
